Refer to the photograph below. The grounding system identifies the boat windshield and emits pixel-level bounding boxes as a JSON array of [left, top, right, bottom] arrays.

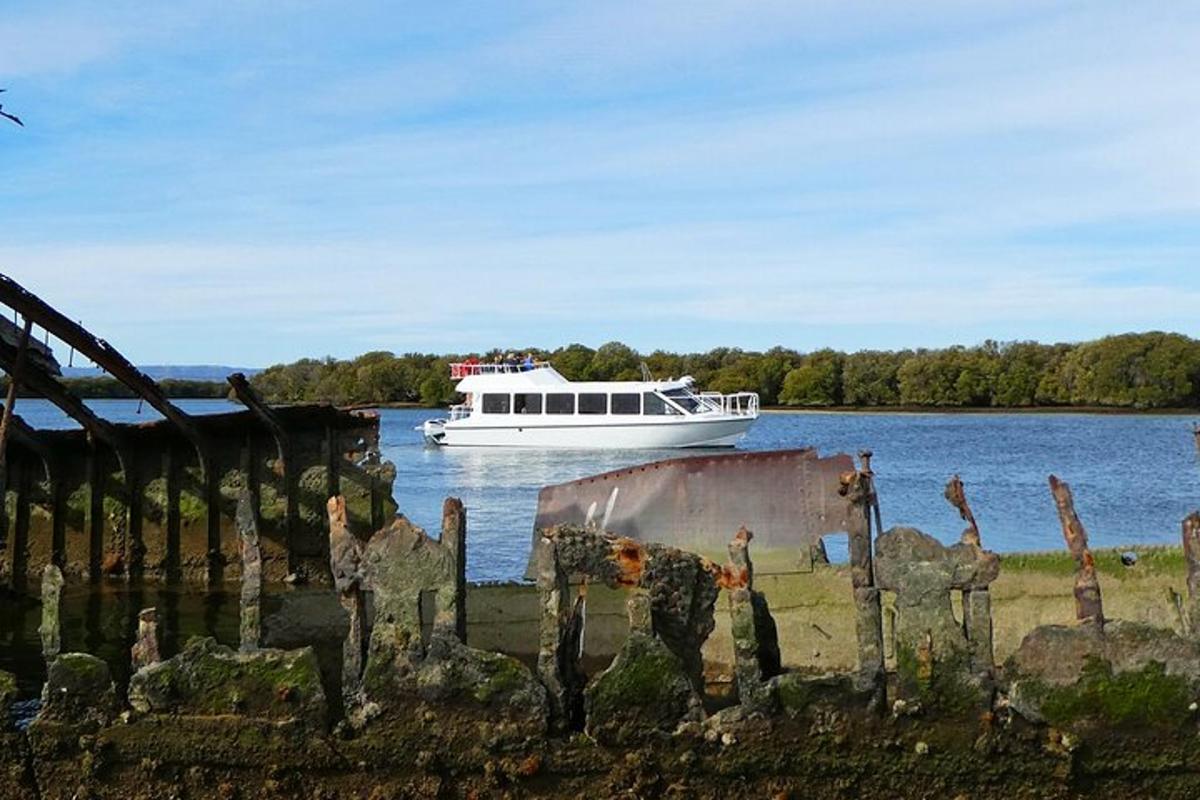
[[662, 388, 701, 413]]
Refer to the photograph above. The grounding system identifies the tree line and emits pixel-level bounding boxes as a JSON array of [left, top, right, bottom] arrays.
[[243, 332, 1200, 410]]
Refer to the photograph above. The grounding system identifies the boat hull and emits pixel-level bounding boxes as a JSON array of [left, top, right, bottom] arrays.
[[428, 416, 755, 448]]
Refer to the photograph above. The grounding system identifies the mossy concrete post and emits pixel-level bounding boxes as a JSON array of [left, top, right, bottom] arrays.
[[327, 496, 367, 704], [39, 563, 63, 660], [441, 497, 467, 643], [727, 527, 780, 711], [841, 453, 884, 693], [1182, 511, 1200, 636], [131, 607, 160, 671], [535, 532, 575, 731], [237, 489, 262, 652], [1049, 475, 1104, 628], [875, 526, 999, 709]]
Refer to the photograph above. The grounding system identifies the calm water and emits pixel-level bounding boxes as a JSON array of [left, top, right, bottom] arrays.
[[5, 398, 1200, 703], [10, 399, 1200, 582]]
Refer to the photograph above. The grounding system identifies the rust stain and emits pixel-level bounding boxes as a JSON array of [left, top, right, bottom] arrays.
[[611, 537, 646, 586]]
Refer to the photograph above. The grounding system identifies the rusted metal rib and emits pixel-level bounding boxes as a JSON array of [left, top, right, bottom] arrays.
[[0, 334, 127, 460], [944, 474, 980, 546], [0, 316, 33, 477], [0, 273, 209, 465], [1048, 474, 1104, 627]]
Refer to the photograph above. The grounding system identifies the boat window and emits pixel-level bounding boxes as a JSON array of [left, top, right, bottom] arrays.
[[481, 393, 511, 414], [514, 393, 543, 414], [546, 393, 575, 414], [643, 392, 674, 415], [610, 393, 640, 415], [663, 388, 700, 413], [578, 393, 607, 415]]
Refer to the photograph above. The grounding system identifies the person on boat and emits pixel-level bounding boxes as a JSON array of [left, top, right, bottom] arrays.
[[503, 352, 518, 370], [522, 352, 534, 371], [464, 354, 480, 375]]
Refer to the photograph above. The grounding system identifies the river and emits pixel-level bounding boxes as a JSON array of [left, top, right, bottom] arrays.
[[10, 398, 1200, 582]]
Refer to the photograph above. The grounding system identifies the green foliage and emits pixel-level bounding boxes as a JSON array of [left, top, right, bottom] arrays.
[[589, 341, 641, 381], [552, 343, 596, 380], [239, 332, 1200, 410], [779, 349, 843, 406]]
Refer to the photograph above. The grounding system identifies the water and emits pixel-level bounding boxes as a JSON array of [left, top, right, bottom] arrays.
[[9, 399, 1200, 581], [5, 399, 1200, 703]]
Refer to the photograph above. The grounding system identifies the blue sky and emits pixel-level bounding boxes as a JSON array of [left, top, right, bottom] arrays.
[[1, 1, 1197, 366]]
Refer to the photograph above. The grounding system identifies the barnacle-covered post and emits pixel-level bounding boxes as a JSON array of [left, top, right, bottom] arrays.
[[237, 489, 262, 652], [840, 451, 885, 693], [1182, 511, 1200, 636], [945, 475, 994, 673], [131, 607, 160, 671], [327, 496, 368, 704], [39, 563, 64, 660]]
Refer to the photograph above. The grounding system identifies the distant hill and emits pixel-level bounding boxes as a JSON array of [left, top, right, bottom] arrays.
[[60, 365, 261, 382]]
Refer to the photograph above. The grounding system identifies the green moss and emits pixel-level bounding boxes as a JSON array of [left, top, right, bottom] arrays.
[[1029, 658, 1194, 728], [57, 652, 110, 683], [471, 653, 530, 704], [776, 674, 823, 714], [0, 670, 16, 708], [894, 644, 981, 716], [588, 635, 685, 711], [132, 638, 325, 725]]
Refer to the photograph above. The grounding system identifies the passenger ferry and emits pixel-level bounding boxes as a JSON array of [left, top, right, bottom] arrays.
[[420, 361, 759, 448]]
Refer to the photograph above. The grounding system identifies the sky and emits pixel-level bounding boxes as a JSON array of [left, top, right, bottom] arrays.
[[1, 1, 1198, 367]]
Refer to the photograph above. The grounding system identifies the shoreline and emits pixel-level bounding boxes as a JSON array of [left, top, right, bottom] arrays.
[[760, 404, 1200, 416]]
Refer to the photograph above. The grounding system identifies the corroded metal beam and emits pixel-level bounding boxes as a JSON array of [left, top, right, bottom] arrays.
[[0, 335, 126, 459], [1049, 474, 1104, 628], [0, 273, 209, 464], [0, 316, 33, 476]]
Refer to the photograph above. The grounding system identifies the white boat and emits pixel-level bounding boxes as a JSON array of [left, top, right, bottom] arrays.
[[420, 361, 759, 448]]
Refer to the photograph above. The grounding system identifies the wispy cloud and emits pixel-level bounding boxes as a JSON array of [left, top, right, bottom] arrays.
[[0, 1, 1197, 363]]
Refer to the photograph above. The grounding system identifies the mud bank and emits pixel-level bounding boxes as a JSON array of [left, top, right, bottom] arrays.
[[7, 462, 1200, 799]]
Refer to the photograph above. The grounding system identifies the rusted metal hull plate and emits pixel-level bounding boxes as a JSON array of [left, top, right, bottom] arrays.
[[527, 448, 856, 574]]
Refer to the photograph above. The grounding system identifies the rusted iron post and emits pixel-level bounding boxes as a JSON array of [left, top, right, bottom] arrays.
[[237, 489, 262, 652], [131, 607, 160, 671], [0, 316, 33, 478], [0, 316, 32, 568], [1048, 475, 1104, 628], [1182, 511, 1200, 636], [441, 497, 468, 643], [164, 445, 182, 582], [944, 474, 980, 547], [125, 457, 144, 581], [944, 475, 994, 673], [87, 448, 106, 581], [39, 563, 64, 660], [840, 451, 885, 693], [11, 459, 32, 591], [327, 496, 367, 706]]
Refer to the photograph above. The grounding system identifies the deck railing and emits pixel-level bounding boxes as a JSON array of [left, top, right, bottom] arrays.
[[698, 391, 759, 417], [450, 361, 552, 379]]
